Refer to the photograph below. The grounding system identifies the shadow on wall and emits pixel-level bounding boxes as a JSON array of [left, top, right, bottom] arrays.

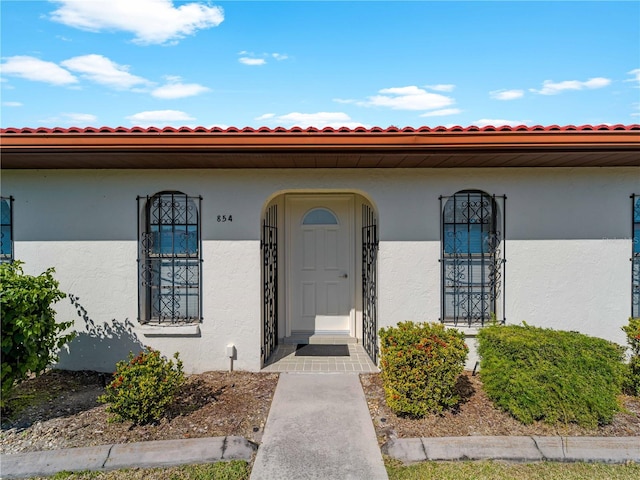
[[57, 294, 145, 373]]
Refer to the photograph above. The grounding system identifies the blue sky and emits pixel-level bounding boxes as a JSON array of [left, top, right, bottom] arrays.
[[1, 0, 639, 129]]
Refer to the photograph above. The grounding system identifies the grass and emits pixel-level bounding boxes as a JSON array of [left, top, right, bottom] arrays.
[[25, 460, 640, 480], [385, 459, 640, 480], [29, 461, 250, 480]]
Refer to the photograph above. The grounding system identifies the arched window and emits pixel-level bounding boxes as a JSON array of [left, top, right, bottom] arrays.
[[302, 208, 338, 225], [440, 190, 505, 326], [138, 192, 201, 323], [1, 196, 13, 263]]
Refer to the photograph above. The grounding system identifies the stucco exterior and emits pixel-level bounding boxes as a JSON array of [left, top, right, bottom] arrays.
[[2, 166, 637, 372]]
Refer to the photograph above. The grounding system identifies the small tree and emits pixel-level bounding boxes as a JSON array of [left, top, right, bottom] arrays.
[[1, 262, 75, 405]]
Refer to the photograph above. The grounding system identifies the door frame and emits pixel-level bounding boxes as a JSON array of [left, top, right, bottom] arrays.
[[285, 193, 356, 338]]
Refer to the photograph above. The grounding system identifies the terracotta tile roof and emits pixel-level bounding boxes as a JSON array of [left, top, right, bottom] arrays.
[[2, 124, 638, 169], [1, 124, 639, 134]]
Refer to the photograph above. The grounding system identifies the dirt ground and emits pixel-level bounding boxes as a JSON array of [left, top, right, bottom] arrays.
[[1, 370, 278, 454], [2, 369, 639, 454], [361, 371, 640, 445]]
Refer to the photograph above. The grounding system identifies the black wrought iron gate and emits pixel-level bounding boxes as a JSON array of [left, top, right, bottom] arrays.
[[633, 194, 639, 318], [261, 204, 278, 364], [362, 204, 379, 364]]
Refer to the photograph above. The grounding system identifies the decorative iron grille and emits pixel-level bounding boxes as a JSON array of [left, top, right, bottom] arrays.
[[137, 192, 202, 324], [261, 204, 278, 364], [440, 191, 506, 327], [362, 203, 379, 364], [0, 196, 13, 263], [633, 194, 640, 318]]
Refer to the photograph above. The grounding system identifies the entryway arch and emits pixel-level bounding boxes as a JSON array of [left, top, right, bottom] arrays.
[[260, 190, 379, 366]]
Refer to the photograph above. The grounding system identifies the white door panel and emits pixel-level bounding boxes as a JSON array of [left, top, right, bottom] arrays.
[[288, 195, 353, 335]]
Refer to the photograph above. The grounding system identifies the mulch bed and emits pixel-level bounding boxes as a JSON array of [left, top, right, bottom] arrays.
[[360, 371, 640, 445]]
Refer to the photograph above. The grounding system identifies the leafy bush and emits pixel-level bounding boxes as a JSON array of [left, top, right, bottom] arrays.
[[379, 321, 468, 417], [622, 317, 640, 396], [1, 261, 74, 406], [478, 324, 626, 428], [99, 347, 185, 425]]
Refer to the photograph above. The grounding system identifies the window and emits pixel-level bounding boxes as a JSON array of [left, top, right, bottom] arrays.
[[633, 194, 640, 318], [440, 190, 505, 327], [138, 192, 202, 324], [1, 196, 13, 263], [302, 208, 338, 225]]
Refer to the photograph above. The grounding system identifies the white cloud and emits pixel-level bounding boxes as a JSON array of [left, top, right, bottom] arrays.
[[490, 89, 524, 100], [65, 113, 98, 124], [530, 77, 611, 95], [0, 56, 77, 85], [266, 111, 366, 129], [50, 0, 224, 45], [277, 112, 351, 127], [151, 77, 209, 99], [238, 51, 288, 66], [38, 112, 98, 126], [363, 85, 454, 111], [2, 101, 23, 107], [625, 69, 640, 87], [419, 108, 461, 117], [61, 54, 150, 90], [332, 98, 356, 104], [255, 113, 276, 120], [239, 57, 266, 66], [473, 118, 529, 127], [126, 109, 195, 126], [424, 84, 455, 92]]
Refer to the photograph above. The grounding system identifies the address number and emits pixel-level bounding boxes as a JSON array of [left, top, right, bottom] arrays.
[[217, 215, 233, 222]]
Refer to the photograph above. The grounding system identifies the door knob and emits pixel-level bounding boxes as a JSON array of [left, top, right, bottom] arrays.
[[340, 273, 348, 278]]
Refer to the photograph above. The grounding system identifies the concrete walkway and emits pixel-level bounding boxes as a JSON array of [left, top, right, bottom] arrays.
[[250, 372, 388, 480]]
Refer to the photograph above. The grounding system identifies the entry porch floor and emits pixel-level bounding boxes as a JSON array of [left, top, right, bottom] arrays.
[[262, 340, 379, 373]]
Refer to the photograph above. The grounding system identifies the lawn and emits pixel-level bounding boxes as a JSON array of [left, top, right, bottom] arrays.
[[385, 459, 640, 480], [28, 461, 250, 480]]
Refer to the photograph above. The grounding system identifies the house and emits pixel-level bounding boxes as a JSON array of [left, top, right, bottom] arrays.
[[1, 124, 639, 373]]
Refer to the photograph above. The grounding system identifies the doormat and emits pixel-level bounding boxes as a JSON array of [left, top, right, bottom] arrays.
[[295, 344, 350, 357]]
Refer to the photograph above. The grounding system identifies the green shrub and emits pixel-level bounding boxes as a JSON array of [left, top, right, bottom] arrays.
[[99, 348, 185, 425], [622, 317, 640, 396], [478, 324, 626, 428], [1, 261, 75, 406], [379, 321, 468, 417]]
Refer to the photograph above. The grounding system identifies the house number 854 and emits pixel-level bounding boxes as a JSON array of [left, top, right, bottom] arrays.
[[217, 215, 233, 222]]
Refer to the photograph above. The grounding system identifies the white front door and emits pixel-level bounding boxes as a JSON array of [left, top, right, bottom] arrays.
[[287, 195, 354, 335]]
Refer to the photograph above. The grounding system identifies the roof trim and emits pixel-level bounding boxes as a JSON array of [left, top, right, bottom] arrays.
[[2, 124, 639, 169], [2, 124, 639, 134]]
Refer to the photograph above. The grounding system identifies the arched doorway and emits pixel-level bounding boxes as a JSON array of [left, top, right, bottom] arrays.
[[260, 191, 379, 365]]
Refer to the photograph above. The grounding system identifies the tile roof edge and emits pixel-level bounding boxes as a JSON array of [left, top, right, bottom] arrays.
[[2, 124, 639, 134]]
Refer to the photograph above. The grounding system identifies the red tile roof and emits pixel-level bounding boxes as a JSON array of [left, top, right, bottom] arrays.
[[1, 124, 639, 134], [2, 124, 638, 169]]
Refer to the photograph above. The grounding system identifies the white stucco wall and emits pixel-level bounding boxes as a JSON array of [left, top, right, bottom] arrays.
[[2, 167, 637, 372]]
